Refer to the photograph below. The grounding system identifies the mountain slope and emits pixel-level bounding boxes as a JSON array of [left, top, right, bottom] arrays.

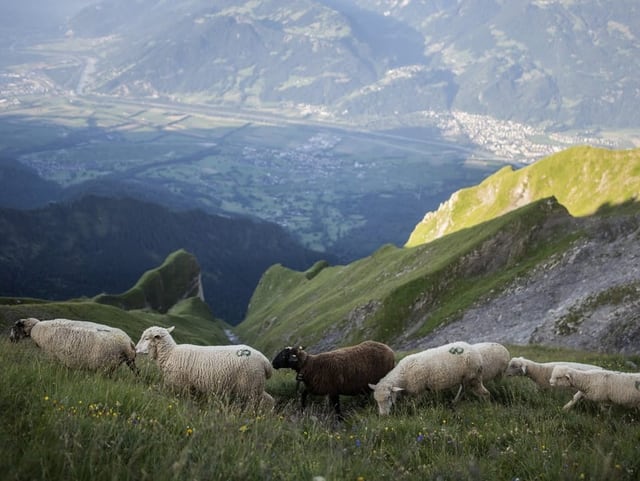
[[0, 195, 328, 323], [237, 197, 578, 353], [236, 147, 640, 355], [406, 147, 640, 247], [0, 251, 229, 346], [94, 249, 204, 314], [64, 0, 640, 129]]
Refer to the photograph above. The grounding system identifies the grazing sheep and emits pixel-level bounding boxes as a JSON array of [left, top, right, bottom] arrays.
[[135, 326, 273, 407], [505, 357, 602, 389], [9, 317, 137, 374], [271, 340, 395, 417], [549, 365, 640, 410], [472, 342, 511, 382], [369, 341, 490, 415]]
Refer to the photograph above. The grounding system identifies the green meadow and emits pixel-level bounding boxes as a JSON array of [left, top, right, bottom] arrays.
[[0, 97, 501, 254], [2, 336, 639, 481]]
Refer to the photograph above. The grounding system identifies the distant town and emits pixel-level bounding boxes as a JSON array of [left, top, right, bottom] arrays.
[[0, 68, 628, 166]]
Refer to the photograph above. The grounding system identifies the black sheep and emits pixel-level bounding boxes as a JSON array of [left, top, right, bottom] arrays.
[[272, 340, 395, 417]]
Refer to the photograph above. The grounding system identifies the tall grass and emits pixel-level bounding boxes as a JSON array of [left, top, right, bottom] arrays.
[[2, 338, 640, 481]]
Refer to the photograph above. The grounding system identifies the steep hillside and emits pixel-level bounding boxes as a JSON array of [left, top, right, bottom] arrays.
[[237, 197, 578, 353], [407, 147, 640, 246], [0, 250, 230, 345], [94, 249, 203, 313], [236, 147, 640, 356], [0, 195, 328, 323]]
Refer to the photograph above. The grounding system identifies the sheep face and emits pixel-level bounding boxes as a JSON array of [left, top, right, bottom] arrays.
[[505, 358, 526, 376], [9, 318, 38, 343], [135, 326, 175, 359], [272, 346, 304, 370], [549, 367, 572, 388], [369, 383, 403, 415]]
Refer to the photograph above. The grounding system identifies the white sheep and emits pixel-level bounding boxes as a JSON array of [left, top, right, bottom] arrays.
[[368, 341, 490, 415], [472, 342, 511, 382], [549, 365, 640, 410], [504, 356, 602, 389], [135, 325, 274, 407], [9, 317, 137, 374]]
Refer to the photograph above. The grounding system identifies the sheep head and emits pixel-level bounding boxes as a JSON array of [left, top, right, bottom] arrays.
[[9, 318, 39, 342], [135, 326, 176, 359], [272, 346, 306, 370], [549, 366, 572, 388], [505, 357, 527, 376], [369, 383, 404, 415]]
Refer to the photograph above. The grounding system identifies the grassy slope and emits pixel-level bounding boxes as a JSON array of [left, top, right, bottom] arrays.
[[237, 197, 578, 354], [0, 249, 229, 346], [406, 146, 640, 247], [93, 249, 202, 313], [0, 297, 228, 347], [2, 335, 640, 481], [237, 147, 640, 354]]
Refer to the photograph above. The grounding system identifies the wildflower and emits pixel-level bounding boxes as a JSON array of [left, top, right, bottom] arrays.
[[416, 433, 425, 443], [239, 424, 249, 433], [43, 396, 49, 401], [357, 477, 365, 481], [185, 426, 194, 436], [355, 439, 361, 448]]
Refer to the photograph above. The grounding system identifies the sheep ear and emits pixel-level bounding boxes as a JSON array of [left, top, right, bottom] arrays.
[[368, 383, 377, 391], [167, 326, 175, 333], [521, 365, 527, 375], [391, 387, 404, 393]]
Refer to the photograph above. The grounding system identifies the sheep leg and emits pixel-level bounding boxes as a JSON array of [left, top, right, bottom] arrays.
[[563, 390, 584, 410], [329, 394, 343, 419], [452, 384, 464, 404], [300, 389, 308, 410]]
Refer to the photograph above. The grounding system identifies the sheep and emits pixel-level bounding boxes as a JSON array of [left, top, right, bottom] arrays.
[[368, 341, 490, 415], [135, 326, 274, 407], [9, 317, 137, 374], [549, 365, 640, 410], [472, 342, 511, 382], [504, 356, 602, 389], [271, 340, 395, 418]]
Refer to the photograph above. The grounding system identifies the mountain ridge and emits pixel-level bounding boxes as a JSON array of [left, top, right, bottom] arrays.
[[406, 146, 640, 246], [236, 147, 640, 355]]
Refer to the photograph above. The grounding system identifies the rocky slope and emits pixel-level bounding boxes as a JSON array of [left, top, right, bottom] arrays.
[[400, 214, 640, 355]]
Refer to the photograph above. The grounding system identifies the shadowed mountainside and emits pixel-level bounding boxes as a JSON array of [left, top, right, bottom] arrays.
[[0, 195, 329, 323]]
